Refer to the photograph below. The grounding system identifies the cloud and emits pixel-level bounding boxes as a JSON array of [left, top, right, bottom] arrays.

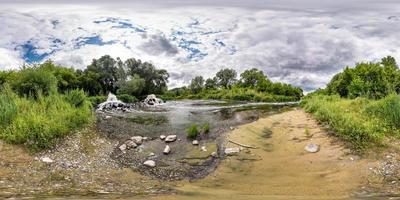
[[0, 2, 400, 92]]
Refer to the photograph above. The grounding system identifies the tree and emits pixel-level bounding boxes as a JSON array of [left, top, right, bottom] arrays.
[[205, 77, 218, 89], [189, 76, 205, 94], [116, 75, 145, 96], [216, 68, 237, 88], [78, 71, 102, 96], [240, 68, 265, 88], [11, 67, 57, 98], [86, 55, 118, 94]]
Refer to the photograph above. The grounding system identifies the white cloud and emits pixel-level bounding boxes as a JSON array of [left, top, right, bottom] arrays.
[[0, 3, 400, 91]]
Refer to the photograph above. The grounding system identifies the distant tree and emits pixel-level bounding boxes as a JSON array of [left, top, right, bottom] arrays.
[[116, 74, 145, 96], [240, 68, 266, 88], [205, 77, 218, 89], [216, 68, 237, 88], [86, 55, 118, 94], [189, 76, 205, 94], [78, 71, 102, 96]]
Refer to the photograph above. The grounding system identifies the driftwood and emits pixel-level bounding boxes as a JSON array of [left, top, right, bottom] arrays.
[[228, 140, 258, 149]]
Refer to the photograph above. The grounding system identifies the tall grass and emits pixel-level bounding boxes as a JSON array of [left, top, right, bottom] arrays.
[[0, 88, 93, 151], [302, 95, 388, 151]]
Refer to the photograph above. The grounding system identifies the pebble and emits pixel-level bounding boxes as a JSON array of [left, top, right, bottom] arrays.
[[119, 144, 127, 153], [125, 140, 137, 149], [165, 135, 177, 142], [225, 147, 240, 156], [192, 140, 199, 145], [163, 145, 171, 154], [160, 135, 166, 140], [130, 136, 143, 145], [304, 144, 320, 153], [40, 156, 54, 163], [143, 160, 156, 167], [211, 152, 218, 158], [201, 146, 207, 152], [105, 116, 112, 119]]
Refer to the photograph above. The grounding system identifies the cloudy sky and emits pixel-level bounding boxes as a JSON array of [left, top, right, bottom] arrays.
[[1, 0, 400, 91]]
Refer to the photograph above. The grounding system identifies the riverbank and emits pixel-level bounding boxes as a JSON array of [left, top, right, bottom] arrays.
[[2, 108, 396, 199]]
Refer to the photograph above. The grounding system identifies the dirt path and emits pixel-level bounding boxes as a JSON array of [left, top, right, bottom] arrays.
[[152, 109, 372, 200]]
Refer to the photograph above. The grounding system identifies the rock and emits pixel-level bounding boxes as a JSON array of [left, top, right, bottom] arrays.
[[149, 152, 155, 157], [125, 140, 137, 149], [192, 140, 199, 145], [225, 147, 240, 156], [143, 160, 156, 167], [40, 156, 54, 163], [160, 135, 166, 140], [201, 146, 207, 152], [304, 144, 320, 153], [105, 115, 112, 119], [119, 144, 127, 153], [230, 126, 235, 130], [165, 135, 177, 142], [143, 137, 149, 141], [211, 152, 218, 158], [163, 145, 171, 154], [143, 94, 163, 106], [130, 136, 143, 145]]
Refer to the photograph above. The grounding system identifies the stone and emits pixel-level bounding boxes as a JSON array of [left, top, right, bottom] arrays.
[[125, 140, 138, 149], [201, 146, 207, 152], [130, 136, 143, 145], [230, 126, 235, 130], [165, 135, 177, 142], [40, 156, 54, 163], [143, 137, 149, 141], [143, 94, 163, 106], [160, 135, 166, 140], [225, 147, 240, 156], [119, 144, 127, 152], [105, 115, 112, 119], [304, 144, 320, 153], [211, 152, 218, 158], [163, 145, 171, 154], [143, 160, 156, 167], [149, 152, 155, 157], [192, 140, 199, 145]]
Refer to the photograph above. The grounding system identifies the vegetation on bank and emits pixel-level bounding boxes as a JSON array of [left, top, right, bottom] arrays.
[[162, 68, 303, 102], [302, 56, 400, 151]]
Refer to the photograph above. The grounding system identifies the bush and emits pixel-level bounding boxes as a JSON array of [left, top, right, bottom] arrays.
[[203, 123, 210, 134], [364, 94, 400, 129], [64, 89, 87, 107], [187, 124, 199, 139], [87, 96, 107, 107], [0, 90, 18, 127], [11, 68, 57, 98], [0, 93, 93, 150], [117, 94, 138, 103]]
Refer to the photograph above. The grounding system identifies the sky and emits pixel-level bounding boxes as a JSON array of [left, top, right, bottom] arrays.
[[1, 0, 400, 91]]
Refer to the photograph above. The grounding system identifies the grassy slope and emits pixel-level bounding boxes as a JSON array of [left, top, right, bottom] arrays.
[[301, 95, 400, 152]]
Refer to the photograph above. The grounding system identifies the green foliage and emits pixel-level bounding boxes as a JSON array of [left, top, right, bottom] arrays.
[[0, 87, 18, 127], [364, 94, 400, 129], [64, 89, 87, 107], [216, 68, 237, 88], [117, 94, 138, 103], [116, 74, 145, 96], [302, 95, 387, 151], [187, 124, 199, 139], [205, 77, 218, 89], [189, 76, 205, 94], [325, 56, 399, 99], [87, 95, 107, 107], [11, 67, 58, 98], [240, 68, 265, 88], [0, 92, 93, 151], [202, 123, 210, 134]]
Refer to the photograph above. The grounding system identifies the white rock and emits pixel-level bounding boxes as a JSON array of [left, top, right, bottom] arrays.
[[225, 147, 240, 156], [201, 146, 207, 152], [105, 115, 112, 119], [119, 144, 127, 152], [149, 152, 155, 157], [211, 152, 218, 158], [163, 145, 171, 154], [130, 136, 143, 145], [230, 126, 235, 130], [40, 156, 54, 163], [192, 140, 199, 145], [125, 140, 138, 149], [143, 160, 156, 167], [160, 135, 166, 140], [304, 144, 320, 153], [165, 135, 177, 142], [143, 137, 149, 141]]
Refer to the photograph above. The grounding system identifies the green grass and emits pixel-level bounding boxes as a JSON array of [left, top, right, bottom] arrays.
[[301, 94, 400, 152], [0, 89, 94, 151], [202, 123, 210, 134], [187, 124, 199, 139]]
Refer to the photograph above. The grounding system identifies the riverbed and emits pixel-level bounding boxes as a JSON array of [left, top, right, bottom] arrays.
[[0, 101, 393, 199]]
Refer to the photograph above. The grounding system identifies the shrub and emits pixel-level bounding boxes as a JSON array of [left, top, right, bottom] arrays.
[[364, 94, 400, 129], [203, 123, 210, 134], [88, 96, 107, 107], [11, 68, 57, 98], [0, 90, 18, 127], [64, 89, 87, 107], [117, 94, 138, 103], [187, 124, 199, 139]]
